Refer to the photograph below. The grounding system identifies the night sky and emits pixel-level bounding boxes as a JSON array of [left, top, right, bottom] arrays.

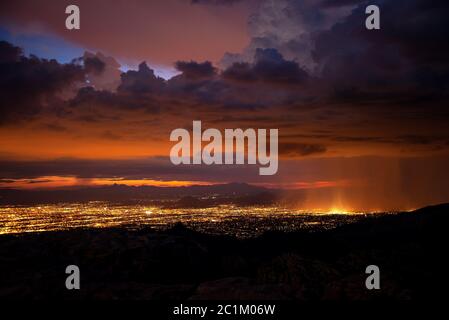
[[0, 0, 448, 211]]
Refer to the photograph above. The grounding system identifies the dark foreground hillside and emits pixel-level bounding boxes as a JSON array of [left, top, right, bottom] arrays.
[[0, 204, 447, 300]]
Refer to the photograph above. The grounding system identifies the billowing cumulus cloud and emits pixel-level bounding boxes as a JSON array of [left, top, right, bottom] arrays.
[[313, 0, 449, 90], [0, 41, 85, 123], [220, 0, 357, 69], [83, 56, 105, 75], [118, 62, 166, 94], [223, 48, 308, 84], [175, 61, 217, 79], [0, 40, 21, 63]]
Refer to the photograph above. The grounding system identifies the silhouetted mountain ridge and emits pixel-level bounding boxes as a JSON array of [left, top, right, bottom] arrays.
[[0, 182, 271, 205]]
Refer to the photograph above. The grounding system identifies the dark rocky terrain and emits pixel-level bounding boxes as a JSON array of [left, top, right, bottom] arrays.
[[0, 203, 447, 300]]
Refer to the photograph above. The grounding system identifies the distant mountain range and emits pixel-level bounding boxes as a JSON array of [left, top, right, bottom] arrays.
[[0, 183, 277, 205]]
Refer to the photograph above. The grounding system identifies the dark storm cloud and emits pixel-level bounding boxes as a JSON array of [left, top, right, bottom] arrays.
[[70, 87, 116, 107], [68, 60, 224, 118], [82, 52, 121, 91], [0, 41, 85, 123], [215, 0, 449, 109], [69, 86, 161, 113], [83, 56, 106, 75], [175, 61, 217, 79], [312, 0, 449, 104], [0, 41, 123, 125], [80, 69, 230, 115], [223, 48, 308, 84], [118, 62, 165, 94], [219, 0, 357, 70], [0, 40, 21, 63], [161, 52, 306, 111], [67, 62, 166, 115]]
